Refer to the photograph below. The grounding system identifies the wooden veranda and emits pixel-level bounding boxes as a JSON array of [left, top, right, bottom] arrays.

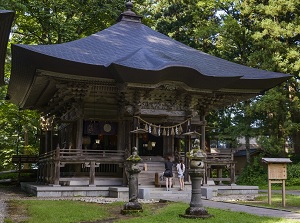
[[37, 147, 125, 186]]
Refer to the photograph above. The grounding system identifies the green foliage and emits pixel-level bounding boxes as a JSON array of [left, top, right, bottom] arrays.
[[148, 0, 221, 53], [0, 172, 18, 180], [6, 0, 126, 45], [207, 0, 300, 157], [0, 85, 40, 171], [236, 155, 268, 186], [237, 156, 300, 187], [286, 163, 300, 186]]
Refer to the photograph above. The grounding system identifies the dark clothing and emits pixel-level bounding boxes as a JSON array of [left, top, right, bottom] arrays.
[[164, 160, 173, 177]]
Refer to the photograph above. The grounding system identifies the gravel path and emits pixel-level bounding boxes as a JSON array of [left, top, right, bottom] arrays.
[[0, 199, 6, 223]]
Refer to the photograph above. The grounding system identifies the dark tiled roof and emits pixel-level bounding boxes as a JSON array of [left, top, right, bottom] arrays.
[[8, 8, 291, 108], [0, 10, 14, 86], [234, 149, 261, 157]]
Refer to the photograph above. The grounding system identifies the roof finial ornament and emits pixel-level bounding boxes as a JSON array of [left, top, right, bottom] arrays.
[[117, 1, 142, 23], [125, 1, 133, 12]]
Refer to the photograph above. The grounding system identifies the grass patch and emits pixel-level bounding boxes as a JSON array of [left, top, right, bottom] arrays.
[[234, 193, 300, 213], [259, 184, 300, 190], [5, 199, 300, 223]]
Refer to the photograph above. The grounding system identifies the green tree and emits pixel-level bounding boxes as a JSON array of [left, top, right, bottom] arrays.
[[147, 0, 220, 53], [241, 0, 300, 155], [211, 0, 299, 157], [0, 85, 40, 171], [6, 0, 126, 45]]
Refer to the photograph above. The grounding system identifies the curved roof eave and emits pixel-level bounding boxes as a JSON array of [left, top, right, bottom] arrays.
[[12, 20, 291, 79], [0, 10, 14, 86], [8, 16, 291, 107]]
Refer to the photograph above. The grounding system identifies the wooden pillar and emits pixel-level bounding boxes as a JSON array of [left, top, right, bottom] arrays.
[[76, 118, 83, 150], [123, 120, 131, 186], [117, 120, 125, 151], [48, 162, 52, 184], [231, 163, 235, 184], [184, 135, 191, 182], [39, 163, 43, 183], [200, 115, 206, 151], [46, 161, 51, 183], [89, 161, 96, 186], [45, 131, 51, 153], [54, 146, 60, 186], [217, 168, 223, 185], [43, 163, 47, 183]]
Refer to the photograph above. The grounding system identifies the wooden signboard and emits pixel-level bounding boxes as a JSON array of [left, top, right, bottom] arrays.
[[268, 163, 287, 180], [262, 158, 292, 207]]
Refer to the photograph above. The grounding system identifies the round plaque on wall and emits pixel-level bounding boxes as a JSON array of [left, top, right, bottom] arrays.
[[103, 123, 112, 133]]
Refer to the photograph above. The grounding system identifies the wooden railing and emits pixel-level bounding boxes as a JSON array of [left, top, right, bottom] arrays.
[[37, 148, 125, 186], [204, 152, 235, 185], [12, 155, 39, 163], [178, 150, 235, 184], [39, 149, 125, 163]]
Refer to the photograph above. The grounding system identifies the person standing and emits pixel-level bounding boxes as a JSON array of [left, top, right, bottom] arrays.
[[164, 156, 173, 191], [176, 159, 185, 191]]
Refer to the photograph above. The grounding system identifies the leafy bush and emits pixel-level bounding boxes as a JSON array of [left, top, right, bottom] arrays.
[[0, 172, 18, 180], [236, 155, 268, 186], [236, 155, 300, 187], [286, 163, 300, 186]]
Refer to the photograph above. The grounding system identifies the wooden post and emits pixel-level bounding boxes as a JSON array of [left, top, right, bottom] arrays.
[[231, 163, 235, 184], [268, 179, 272, 205], [282, 179, 286, 207], [89, 161, 96, 186], [76, 118, 83, 150], [217, 168, 223, 185], [54, 146, 60, 186], [200, 115, 206, 151]]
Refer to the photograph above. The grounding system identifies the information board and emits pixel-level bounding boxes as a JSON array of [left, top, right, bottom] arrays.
[[268, 163, 287, 180]]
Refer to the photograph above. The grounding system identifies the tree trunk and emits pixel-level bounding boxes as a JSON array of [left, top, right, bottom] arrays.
[[293, 132, 300, 154], [245, 135, 250, 164]]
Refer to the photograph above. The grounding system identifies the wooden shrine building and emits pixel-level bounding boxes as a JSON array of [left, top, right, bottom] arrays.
[[2, 3, 290, 187]]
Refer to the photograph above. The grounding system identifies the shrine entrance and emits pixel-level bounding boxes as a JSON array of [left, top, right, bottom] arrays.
[[138, 133, 163, 156]]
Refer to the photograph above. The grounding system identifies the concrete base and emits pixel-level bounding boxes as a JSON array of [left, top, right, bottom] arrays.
[[138, 188, 150, 199], [20, 182, 258, 199], [201, 187, 216, 199], [109, 187, 129, 199], [209, 185, 259, 195], [21, 183, 116, 198], [58, 177, 123, 186]]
